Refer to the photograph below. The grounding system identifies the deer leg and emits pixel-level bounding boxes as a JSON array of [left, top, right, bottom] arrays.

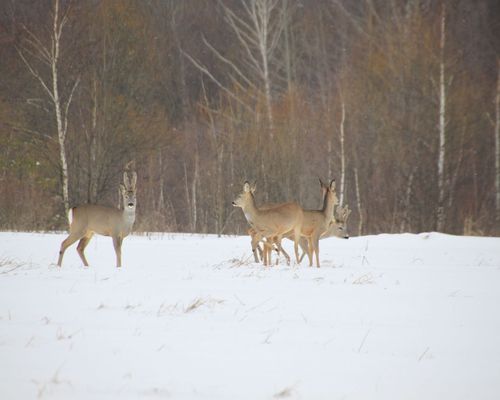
[[298, 237, 309, 263], [257, 243, 263, 261], [293, 227, 302, 265], [275, 236, 290, 265], [307, 237, 314, 267], [76, 233, 93, 267], [57, 232, 84, 267], [112, 236, 123, 268], [263, 239, 273, 266], [312, 232, 321, 268], [250, 230, 261, 263]]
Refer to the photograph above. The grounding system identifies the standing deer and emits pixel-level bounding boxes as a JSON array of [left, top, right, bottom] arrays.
[[250, 179, 346, 267], [299, 179, 338, 268], [57, 171, 137, 268], [232, 181, 303, 266]]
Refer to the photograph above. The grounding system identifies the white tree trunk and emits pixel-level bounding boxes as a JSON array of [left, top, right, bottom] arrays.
[[495, 58, 500, 223], [354, 167, 363, 236], [436, 2, 447, 232], [339, 99, 346, 206], [17, 0, 78, 227], [191, 151, 199, 232]]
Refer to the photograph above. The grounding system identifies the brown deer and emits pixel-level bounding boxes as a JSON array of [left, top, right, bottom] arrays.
[[233, 181, 303, 266], [57, 171, 137, 268], [299, 179, 339, 267], [250, 179, 347, 266], [297, 199, 351, 265]]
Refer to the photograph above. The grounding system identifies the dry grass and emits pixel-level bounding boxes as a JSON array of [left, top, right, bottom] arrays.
[[0, 257, 25, 274]]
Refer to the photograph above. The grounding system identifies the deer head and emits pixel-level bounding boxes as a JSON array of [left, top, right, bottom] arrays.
[[232, 181, 257, 209], [120, 171, 137, 211], [334, 204, 351, 239]]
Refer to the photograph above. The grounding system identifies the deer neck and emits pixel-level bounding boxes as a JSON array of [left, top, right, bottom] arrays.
[[121, 206, 136, 232], [241, 193, 259, 225], [322, 192, 336, 222]]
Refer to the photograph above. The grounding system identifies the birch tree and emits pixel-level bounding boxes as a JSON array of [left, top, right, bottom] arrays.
[[185, 0, 287, 138], [16, 0, 79, 225], [436, 2, 447, 232], [495, 58, 500, 224]]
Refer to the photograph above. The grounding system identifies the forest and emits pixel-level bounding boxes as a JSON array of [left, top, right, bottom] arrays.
[[0, 0, 499, 236]]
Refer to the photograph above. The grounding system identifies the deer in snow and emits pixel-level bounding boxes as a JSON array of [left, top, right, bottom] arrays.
[[232, 181, 303, 266], [250, 179, 348, 267], [57, 171, 137, 268]]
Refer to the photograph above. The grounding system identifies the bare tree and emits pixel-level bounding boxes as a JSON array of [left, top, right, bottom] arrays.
[[495, 58, 500, 225], [16, 0, 79, 224], [185, 0, 287, 138], [436, 2, 447, 232], [338, 91, 347, 206]]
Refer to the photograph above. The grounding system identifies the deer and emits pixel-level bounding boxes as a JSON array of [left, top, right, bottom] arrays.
[[298, 178, 339, 267], [57, 170, 137, 268], [296, 201, 351, 264], [250, 179, 346, 267], [232, 181, 303, 266]]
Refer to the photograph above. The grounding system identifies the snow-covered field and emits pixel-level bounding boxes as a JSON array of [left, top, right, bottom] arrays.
[[0, 231, 499, 399]]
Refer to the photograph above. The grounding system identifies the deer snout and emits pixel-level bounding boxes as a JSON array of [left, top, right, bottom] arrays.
[[127, 203, 135, 208], [343, 234, 349, 239], [232, 201, 237, 207]]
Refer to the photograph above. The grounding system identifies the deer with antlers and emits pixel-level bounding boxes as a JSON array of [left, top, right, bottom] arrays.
[[57, 169, 137, 268]]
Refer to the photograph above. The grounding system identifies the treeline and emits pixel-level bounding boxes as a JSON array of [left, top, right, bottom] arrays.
[[0, 0, 499, 235]]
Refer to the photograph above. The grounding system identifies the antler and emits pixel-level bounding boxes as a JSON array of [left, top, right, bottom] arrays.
[[123, 161, 137, 190], [336, 204, 352, 221]]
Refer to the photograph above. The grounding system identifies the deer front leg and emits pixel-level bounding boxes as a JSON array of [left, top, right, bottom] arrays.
[[293, 226, 302, 265], [249, 229, 261, 263], [312, 232, 321, 268], [263, 238, 273, 266], [112, 236, 123, 268], [306, 237, 314, 267]]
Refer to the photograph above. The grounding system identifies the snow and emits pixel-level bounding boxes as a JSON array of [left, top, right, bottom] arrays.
[[0, 231, 499, 399]]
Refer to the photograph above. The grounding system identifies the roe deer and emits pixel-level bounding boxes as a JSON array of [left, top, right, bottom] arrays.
[[248, 226, 290, 265], [233, 182, 303, 266], [299, 179, 338, 268], [297, 203, 351, 264], [57, 171, 137, 268], [250, 179, 342, 267]]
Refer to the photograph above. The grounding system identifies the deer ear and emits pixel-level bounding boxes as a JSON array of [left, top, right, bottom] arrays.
[[123, 172, 130, 189], [251, 182, 257, 193], [131, 171, 137, 190], [243, 181, 251, 192], [319, 177, 326, 188], [120, 184, 126, 193], [330, 179, 336, 190]]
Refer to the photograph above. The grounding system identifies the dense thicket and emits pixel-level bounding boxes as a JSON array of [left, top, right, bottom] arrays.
[[0, 0, 499, 235]]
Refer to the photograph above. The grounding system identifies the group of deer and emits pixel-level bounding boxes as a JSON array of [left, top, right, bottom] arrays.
[[56, 168, 350, 269], [232, 179, 351, 268]]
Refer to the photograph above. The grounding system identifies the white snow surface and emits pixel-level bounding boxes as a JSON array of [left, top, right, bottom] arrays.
[[0, 231, 499, 399]]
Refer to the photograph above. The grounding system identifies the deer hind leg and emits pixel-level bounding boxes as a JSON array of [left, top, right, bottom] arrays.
[[112, 236, 123, 268], [274, 236, 290, 265], [298, 237, 310, 264], [57, 231, 85, 267], [76, 233, 93, 267], [293, 226, 302, 265]]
